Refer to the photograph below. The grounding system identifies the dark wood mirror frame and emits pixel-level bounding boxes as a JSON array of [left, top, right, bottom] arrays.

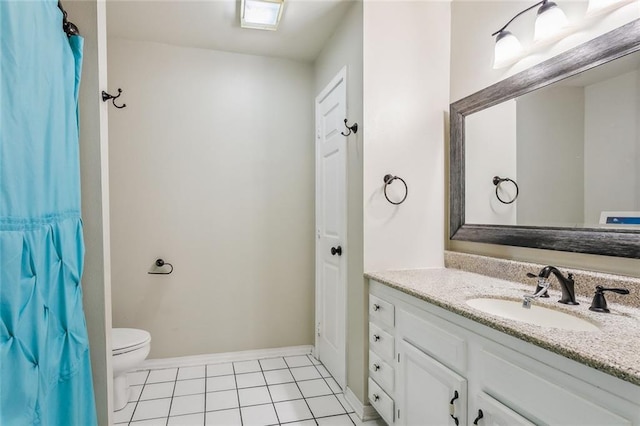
[[450, 19, 640, 259]]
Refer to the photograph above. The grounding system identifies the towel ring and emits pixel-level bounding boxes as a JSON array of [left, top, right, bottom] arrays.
[[383, 174, 408, 205], [148, 258, 173, 275], [493, 176, 519, 204]]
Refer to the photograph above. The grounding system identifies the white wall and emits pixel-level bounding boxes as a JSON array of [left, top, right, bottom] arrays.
[[314, 1, 365, 402], [584, 70, 639, 225], [450, 0, 640, 277], [516, 86, 585, 226], [66, 1, 113, 424], [108, 39, 315, 358], [465, 101, 517, 225], [363, 0, 451, 272]]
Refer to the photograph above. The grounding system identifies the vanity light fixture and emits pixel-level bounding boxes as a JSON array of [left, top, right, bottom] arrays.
[[492, 0, 568, 68], [240, 0, 284, 31]]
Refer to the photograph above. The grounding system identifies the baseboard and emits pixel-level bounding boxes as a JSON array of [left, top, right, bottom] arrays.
[[138, 345, 314, 370], [345, 387, 380, 422]]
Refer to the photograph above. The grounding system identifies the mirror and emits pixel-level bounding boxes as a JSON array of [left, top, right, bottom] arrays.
[[450, 19, 640, 258]]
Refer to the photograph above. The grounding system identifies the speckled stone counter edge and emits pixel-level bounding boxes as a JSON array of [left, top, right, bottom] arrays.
[[444, 251, 640, 308]]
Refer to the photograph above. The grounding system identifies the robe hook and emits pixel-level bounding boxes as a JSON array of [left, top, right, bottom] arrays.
[[101, 88, 126, 109], [341, 119, 358, 136]]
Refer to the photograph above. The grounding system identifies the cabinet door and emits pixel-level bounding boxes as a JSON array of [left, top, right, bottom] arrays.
[[397, 339, 467, 426], [471, 392, 535, 426]]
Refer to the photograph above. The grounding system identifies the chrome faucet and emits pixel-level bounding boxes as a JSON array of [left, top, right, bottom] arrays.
[[524, 266, 579, 306]]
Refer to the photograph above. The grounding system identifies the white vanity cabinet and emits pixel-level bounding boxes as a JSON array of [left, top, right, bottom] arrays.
[[368, 280, 640, 426]]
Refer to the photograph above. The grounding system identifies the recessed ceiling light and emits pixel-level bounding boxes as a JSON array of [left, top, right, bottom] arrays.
[[241, 0, 284, 31]]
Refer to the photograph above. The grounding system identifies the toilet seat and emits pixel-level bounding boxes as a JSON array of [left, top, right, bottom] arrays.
[[112, 328, 151, 356]]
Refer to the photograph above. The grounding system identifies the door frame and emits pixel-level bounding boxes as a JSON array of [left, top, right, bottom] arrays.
[[314, 66, 348, 389]]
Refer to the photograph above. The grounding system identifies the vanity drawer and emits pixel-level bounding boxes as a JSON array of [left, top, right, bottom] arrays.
[[369, 350, 394, 394], [369, 377, 394, 425], [370, 294, 395, 328], [369, 322, 395, 362]]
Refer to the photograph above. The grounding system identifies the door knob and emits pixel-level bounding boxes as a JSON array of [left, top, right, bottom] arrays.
[[331, 246, 342, 256]]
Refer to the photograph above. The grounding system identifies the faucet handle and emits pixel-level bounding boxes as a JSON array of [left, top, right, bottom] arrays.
[[526, 272, 550, 298], [589, 286, 630, 313]]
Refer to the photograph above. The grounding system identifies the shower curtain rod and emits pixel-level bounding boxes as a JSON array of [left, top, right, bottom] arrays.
[[57, 0, 79, 37]]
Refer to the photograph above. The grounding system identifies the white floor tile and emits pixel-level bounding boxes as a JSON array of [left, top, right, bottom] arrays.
[[140, 382, 175, 401], [297, 379, 332, 398], [205, 408, 242, 426], [264, 369, 294, 385], [128, 370, 150, 386], [284, 355, 313, 368], [259, 357, 288, 371], [268, 382, 303, 403], [317, 414, 355, 425], [325, 377, 342, 394], [316, 365, 332, 378], [130, 385, 144, 402], [132, 398, 172, 421], [306, 395, 347, 418], [335, 393, 354, 413], [130, 418, 168, 426], [168, 412, 205, 426], [236, 372, 266, 389], [240, 403, 279, 426], [206, 363, 234, 377], [234, 360, 261, 374], [281, 420, 317, 426], [147, 368, 178, 384], [170, 394, 205, 417], [177, 365, 206, 381], [206, 375, 236, 392], [238, 386, 271, 407], [206, 389, 239, 411], [290, 366, 322, 382], [174, 378, 205, 397], [113, 401, 136, 424], [274, 399, 313, 423]]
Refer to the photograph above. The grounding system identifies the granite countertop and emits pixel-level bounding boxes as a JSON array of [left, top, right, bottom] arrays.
[[365, 268, 640, 386]]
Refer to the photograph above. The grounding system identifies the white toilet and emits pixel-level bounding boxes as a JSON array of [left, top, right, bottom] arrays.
[[112, 328, 151, 411]]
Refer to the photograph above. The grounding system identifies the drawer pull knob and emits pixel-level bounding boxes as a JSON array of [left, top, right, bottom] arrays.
[[372, 394, 380, 402], [373, 304, 380, 311], [449, 390, 459, 426], [373, 334, 380, 342], [373, 363, 380, 371], [473, 409, 484, 425]]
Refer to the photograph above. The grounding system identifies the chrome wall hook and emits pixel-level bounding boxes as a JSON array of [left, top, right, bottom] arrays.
[[341, 119, 358, 136], [102, 88, 127, 109]]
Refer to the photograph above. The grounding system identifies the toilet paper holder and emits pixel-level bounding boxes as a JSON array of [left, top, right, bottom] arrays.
[[148, 258, 174, 275]]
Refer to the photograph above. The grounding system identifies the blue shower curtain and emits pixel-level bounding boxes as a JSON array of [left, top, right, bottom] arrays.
[[0, 1, 97, 424]]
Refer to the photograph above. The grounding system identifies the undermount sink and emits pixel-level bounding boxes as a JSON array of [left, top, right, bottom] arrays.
[[466, 298, 600, 332]]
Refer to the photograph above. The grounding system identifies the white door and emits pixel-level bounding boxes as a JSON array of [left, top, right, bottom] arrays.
[[315, 67, 347, 389], [397, 339, 468, 426]]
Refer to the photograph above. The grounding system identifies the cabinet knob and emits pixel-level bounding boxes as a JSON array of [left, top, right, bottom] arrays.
[[331, 246, 342, 256], [372, 394, 379, 402], [373, 334, 380, 342], [373, 304, 380, 311], [373, 363, 380, 371], [473, 409, 484, 425]]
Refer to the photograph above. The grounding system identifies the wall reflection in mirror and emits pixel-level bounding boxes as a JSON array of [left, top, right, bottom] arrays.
[[465, 50, 640, 229]]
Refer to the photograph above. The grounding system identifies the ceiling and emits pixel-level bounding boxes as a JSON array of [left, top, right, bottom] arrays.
[[106, 0, 354, 62]]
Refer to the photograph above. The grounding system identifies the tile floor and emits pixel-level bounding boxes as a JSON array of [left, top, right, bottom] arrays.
[[115, 354, 380, 426]]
